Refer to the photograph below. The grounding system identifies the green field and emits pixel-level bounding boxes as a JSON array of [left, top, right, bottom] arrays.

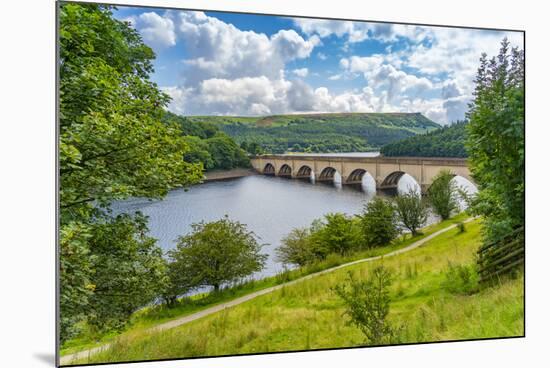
[[61, 214, 468, 356], [70, 218, 523, 364], [185, 112, 440, 153]]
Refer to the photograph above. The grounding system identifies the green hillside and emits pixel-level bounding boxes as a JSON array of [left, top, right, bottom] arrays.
[[381, 121, 468, 157], [73, 219, 523, 364], [185, 113, 440, 154]]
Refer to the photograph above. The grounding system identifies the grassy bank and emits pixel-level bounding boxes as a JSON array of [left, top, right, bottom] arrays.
[[61, 213, 470, 356], [74, 219, 523, 364]]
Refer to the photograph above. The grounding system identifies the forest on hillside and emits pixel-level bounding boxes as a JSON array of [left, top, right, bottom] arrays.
[[380, 121, 468, 157], [187, 113, 440, 154], [162, 112, 250, 170]]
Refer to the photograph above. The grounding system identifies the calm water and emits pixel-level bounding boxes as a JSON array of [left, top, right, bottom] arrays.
[[111, 168, 476, 279]]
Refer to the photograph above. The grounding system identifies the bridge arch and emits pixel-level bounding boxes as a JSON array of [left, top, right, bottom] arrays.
[[296, 165, 313, 179], [346, 169, 367, 184], [425, 172, 477, 193], [263, 163, 275, 175], [318, 166, 339, 182], [380, 171, 406, 188], [381, 171, 422, 195], [278, 164, 292, 177]]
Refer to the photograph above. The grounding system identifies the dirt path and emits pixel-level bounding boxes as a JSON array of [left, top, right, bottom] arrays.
[[60, 218, 473, 365]]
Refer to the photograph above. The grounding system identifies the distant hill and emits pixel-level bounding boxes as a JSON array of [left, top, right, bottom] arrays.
[[185, 113, 440, 154], [380, 121, 468, 158]]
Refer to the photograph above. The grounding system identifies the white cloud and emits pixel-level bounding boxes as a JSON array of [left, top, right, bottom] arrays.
[[293, 19, 433, 44], [293, 19, 370, 43], [340, 56, 434, 102], [124, 10, 523, 125], [173, 11, 319, 85], [292, 68, 309, 77], [405, 28, 523, 95], [132, 12, 176, 50]]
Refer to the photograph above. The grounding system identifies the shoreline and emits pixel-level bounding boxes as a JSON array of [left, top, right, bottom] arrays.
[[203, 168, 258, 182]]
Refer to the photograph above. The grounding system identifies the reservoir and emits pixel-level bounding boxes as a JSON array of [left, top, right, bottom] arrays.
[[111, 165, 476, 279]]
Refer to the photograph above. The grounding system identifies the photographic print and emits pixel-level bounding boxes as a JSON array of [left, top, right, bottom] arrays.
[[57, 1, 525, 366]]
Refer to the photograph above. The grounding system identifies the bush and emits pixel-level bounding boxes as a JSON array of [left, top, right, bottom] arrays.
[[334, 266, 397, 345], [441, 262, 479, 294], [276, 227, 316, 267], [456, 221, 466, 234], [360, 197, 399, 248]]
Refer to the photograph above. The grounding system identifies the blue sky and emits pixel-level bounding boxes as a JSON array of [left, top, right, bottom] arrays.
[[114, 6, 522, 124]]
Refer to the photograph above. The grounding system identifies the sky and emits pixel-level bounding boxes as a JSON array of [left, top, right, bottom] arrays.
[[114, 6, 523, 125]]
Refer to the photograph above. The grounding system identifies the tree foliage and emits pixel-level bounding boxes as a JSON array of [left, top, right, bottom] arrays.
[[334, 267, 396, 345], [381, 121, 468, 157], [59, 3, 202, 342], [466, 38, 524, 241], [428, 170, 459, 220], [359, 197, 399, 247], [188, 113, 439, 154], [162, 112, 250, 170], [168, 217, 267, 292], [310, 213, 363, 256], [85, 214, 167, 331], [276, 227, 316, 267], [394, 190, 428, 236]]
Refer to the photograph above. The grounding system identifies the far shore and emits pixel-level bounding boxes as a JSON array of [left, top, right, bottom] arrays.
[[203, 168, 258, 182]]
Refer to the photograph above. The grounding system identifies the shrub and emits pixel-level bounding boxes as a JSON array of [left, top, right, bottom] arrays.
[[441, 262, 479, 294], [334, 266, 397, 345], [276, 227, 316, 267]]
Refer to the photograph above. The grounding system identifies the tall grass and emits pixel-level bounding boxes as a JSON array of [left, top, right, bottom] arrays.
[[71, 219, 524, 364], [62, 213, 471, 356]]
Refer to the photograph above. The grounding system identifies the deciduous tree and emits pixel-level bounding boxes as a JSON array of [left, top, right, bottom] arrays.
[[428, 170, 459, 220], [59, 3, 202, 342], [359, 197, 399, 248], [169, 217, 267, 292], [394, 189, 428, 236]]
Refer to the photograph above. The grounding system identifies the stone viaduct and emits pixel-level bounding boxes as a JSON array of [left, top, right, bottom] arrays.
[[250, 154, 473, 193]]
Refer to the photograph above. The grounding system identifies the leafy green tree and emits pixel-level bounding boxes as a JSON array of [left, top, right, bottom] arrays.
[[86, 213, 167, 332], [311, 213, 363, 255], [169, 217, 267, 292], [59, 4, 202, 220], [162, 254, 196, 307], [59, 223, 94, 341], [334, 267, 397, 345], [466, 38, 524, 241], [240, 141, 249, 152], [428, 170, 459, 220], [360, 197, 399, 247], [59, 3, 202, 342], [276, 227, 316, 267], [394, 189, 428, 236], [181, 136, 214, 170], [206, 134, 250, 170], [381, 121, 468, 158]]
